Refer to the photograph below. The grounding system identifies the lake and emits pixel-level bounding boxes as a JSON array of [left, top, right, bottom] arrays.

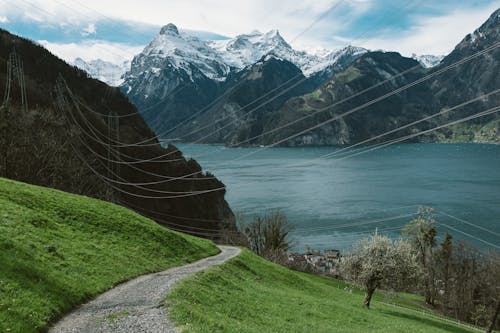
[[177, 143, 500, 252]]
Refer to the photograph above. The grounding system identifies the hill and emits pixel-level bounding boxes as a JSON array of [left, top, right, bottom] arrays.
[[0, 28, 235, 237], [0, 177, 219, 333], [168, 249, 479, 333]]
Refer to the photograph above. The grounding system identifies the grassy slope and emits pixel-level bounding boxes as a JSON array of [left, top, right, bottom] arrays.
[[168, 249, 476, 333], [0, 178, 219, 333]]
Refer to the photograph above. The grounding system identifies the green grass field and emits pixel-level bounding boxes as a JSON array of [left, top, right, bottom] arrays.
[[168, 249, 478, 333], [0, 178, 219, 333]]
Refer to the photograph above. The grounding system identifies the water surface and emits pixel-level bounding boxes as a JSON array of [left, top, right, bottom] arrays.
[[178, 143, 500, 251]]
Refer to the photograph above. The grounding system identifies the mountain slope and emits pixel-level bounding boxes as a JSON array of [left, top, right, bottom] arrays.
[[0, 177, 219, 333], [240, 8, 500, 147], [0, 28, 235, 236], [170, 55, 315, 144], [121, 24, 365, 138], [168, 249, 477, 333], [428, 8, 500, 142], [256, 52, 435, 146]]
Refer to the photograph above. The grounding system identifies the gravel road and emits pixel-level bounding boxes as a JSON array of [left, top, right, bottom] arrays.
[[49, 245, 241, 333]]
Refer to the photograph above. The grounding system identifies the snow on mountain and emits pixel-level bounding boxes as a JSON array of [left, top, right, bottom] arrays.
[[304, 45, 367, 75], [134, 23, 230, 82], [124, 23, 367, 83], [411, 54, 444, 68], [208, 29, 294, 69], [73, 58, 130, 86], [208, 29, 367, 77]]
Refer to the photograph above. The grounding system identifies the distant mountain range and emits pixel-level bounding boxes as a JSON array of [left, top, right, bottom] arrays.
[[72, 58, 130, 86], [74, 8, 499, 146], [118, 24, 370, 137], [73, 26, 444, 87]]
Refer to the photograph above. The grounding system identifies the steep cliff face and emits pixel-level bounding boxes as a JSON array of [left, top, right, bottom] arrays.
[[0, 28, 235, 238]]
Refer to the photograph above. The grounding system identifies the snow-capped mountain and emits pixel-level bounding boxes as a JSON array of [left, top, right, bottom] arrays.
[[120, 24, 225, 135], [133, 23, 230, 82], [122, 23, 367, 87], [208, 29, 366, 76], [120, 23, 367, 136], [411, 54, 444, 68], [73, 58, 130, 86], [208, 29, 300, 70]]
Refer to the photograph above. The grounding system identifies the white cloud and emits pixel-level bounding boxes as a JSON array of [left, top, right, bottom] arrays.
[[358, 2, 500, 56], [82, 23, 96, 36], [1, 0, 499, 57], [0, 0, 353, 47], [38, 40, 144, 65], [0, 16, 9, 23]]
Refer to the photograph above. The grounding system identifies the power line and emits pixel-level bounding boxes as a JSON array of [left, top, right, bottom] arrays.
[[231, 41, 500, 161], [293, 213, 417, 233], [436, 222, 500, 250], [70, 40, 500, 171], [56, 78, 222, 185], [333, 106, 500, 161], [436, 210, 500, 238], [316, 89, 500, 160], [9, 0, 417, 149], [55, 79, 227, 197]]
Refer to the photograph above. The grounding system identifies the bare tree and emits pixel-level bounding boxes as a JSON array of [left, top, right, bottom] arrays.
[[241, 210, 294, 262]]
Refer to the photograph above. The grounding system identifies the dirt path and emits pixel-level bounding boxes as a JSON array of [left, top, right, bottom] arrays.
[[49, 245, 241, 333]]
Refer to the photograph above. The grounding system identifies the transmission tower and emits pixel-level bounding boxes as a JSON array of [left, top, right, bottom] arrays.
[[55, 74, 121, 201], [0, 49, 28, 177]]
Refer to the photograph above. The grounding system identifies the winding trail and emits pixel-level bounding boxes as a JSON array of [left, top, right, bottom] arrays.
[[49, 245, 241, 333]]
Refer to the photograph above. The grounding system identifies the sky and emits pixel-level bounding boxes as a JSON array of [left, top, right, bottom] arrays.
[[0, 0, 498, 65]]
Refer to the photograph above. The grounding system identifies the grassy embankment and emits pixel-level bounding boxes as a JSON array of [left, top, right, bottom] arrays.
[[168, 249, 481, 333], [0, 177, 219, 333]]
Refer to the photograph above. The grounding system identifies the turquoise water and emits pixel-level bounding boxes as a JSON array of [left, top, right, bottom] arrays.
[[178, 143, 500, 252]]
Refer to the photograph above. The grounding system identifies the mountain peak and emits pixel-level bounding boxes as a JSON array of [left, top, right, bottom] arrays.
[[264, 29, 285, 41], [160, 23, 179, 36]]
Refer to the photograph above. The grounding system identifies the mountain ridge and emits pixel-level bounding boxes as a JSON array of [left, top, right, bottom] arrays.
[[120, 23, 368, 136]]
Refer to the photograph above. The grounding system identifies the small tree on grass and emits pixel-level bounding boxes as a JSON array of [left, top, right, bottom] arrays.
[[339, 234, 418, 308]]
